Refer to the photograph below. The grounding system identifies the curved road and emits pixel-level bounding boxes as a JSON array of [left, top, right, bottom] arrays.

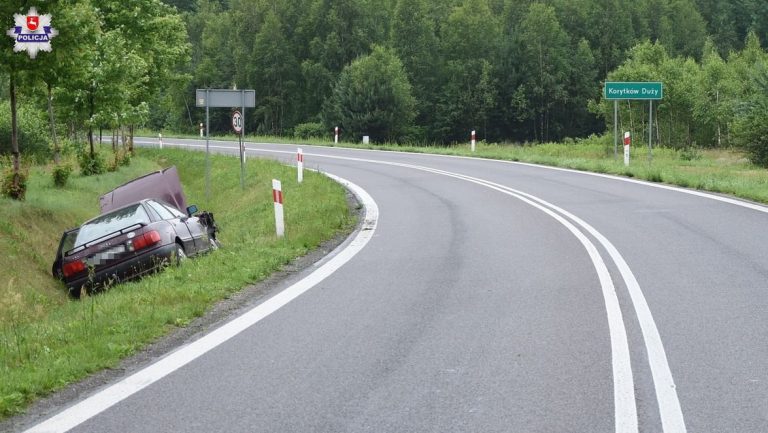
[[19, 138, 768, 433]]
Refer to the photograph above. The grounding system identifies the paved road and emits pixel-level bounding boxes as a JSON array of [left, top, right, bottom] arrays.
[[20, 139, 768, 432]]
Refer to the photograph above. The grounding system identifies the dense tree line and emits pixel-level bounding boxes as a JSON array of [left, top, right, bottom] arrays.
[[0, 0, 189, 197], [2, 0, 768, 179], [167, 0, 768, 149]]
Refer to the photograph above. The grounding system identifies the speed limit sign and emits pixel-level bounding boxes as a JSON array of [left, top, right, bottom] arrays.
[[232, 110, 243, 134]]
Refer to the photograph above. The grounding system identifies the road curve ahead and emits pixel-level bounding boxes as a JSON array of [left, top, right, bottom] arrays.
[[21, 139, 768, 433]]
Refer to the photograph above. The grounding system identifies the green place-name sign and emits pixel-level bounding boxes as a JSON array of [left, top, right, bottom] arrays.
[[604, 82, 663, 100]]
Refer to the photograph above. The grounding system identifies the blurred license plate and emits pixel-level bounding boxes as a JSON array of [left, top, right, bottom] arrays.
[[87, 244, 126, 266]]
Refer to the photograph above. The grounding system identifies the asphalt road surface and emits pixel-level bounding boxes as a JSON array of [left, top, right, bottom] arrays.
[[18, 139, 768, 433]]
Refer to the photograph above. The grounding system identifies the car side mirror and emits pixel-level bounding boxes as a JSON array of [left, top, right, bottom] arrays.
[[186, 204, 198, 217]]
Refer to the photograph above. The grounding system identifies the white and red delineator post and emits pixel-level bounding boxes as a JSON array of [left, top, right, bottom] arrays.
[[273, 179, 285, 237], [297, 148, 304, 183], [471, 130, 476, 152], [334, 126, 339, 144], [624, 131, 631, 166], [200, 123, 204, 138], [158, 133, 163, 149]]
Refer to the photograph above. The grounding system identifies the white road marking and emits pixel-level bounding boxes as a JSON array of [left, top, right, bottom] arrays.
[[153, 141, 639, 432], [409, 165, 640, 433], [420, 168, 688, 433], [23, 175, 378, 433], [140, 139, 693, 431], [239, 143, 689, 432]]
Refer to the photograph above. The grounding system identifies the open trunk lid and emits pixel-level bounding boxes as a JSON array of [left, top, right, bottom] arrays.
[[99, 166, 187, 213]]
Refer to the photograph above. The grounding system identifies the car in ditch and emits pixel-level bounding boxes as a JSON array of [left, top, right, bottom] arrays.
[[52, 167, 219, 297]]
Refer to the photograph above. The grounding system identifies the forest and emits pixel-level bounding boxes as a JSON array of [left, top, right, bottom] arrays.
[[2, 0, 768, 168]]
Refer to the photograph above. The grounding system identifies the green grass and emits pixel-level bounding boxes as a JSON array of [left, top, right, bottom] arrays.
[[0, 146, 354, 418], [146, 129, 768, 204]]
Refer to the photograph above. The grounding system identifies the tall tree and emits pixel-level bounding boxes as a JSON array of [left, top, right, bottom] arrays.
[[323, 45, 415, 142], [390, 0, 440, 140], [435, 0, 502, 142], [297, 0, 386, 120], [733, 60, 768, 166], [693, 40, 738, 147], [516, 2, 571, 142], [0, 2, 49, 198], [585, 0, 636, 77], [248, 9, 299, 134], [653, 0, 707, 59]]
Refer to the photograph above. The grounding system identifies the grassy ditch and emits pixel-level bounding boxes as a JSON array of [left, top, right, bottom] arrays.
[[0, 147, 354, 418], [146, 129, 768, 205]]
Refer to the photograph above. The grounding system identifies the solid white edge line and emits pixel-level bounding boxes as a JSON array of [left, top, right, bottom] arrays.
[[149, 139, 690, 432], [24, 175, 379, 433], [154, 140, 640, 431]]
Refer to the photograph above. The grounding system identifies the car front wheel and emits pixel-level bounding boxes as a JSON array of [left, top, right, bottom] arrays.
[[174, 243, 187, 265], [208, 236, 220, 251]]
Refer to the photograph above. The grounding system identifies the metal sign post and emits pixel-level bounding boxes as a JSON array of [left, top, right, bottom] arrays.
[[649, 100, 654, 162], [196, 89, 256, 197], [205, 90, 210, 200], [614, 101, 618, 159], [239, 123, 244, 189], [604, 82, 663, 164], [232, 109, 244, 189]]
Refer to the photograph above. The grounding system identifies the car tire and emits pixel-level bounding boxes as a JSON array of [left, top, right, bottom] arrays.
[[67, 286, 81, 299], [174, 243, 187, 265], [208, 237, 220, 251]]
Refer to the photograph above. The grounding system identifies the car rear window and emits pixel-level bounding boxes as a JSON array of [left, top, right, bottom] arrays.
[[75, 204, 150, 247], [60, 229, 79, 255]]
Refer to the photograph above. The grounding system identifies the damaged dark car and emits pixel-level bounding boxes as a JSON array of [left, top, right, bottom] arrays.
[[52, 167, 219, 297]]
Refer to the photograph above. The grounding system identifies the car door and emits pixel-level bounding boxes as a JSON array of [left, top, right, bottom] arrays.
[[155, 201, 208, 253], [145, 200, 197, 253]]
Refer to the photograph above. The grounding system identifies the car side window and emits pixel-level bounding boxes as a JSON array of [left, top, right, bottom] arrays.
[[160, 202, 187, 219], [143, 203, 162, 221], [147, 200, 176, 220]]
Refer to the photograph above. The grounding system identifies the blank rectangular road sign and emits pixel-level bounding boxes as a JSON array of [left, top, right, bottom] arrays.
[[196, 89, 255, 108]]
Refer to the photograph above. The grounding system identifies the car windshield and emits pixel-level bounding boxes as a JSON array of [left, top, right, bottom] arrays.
[[74, 204, 150, 247]]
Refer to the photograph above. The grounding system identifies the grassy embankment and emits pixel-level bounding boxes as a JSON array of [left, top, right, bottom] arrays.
[[0, 147, 354, 418], [145, 129, 768, 204]]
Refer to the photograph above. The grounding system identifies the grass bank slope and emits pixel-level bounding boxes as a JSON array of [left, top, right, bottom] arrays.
[[0, 147, 354, 418]]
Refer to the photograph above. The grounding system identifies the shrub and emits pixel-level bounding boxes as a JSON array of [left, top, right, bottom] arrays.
[[58, 139, 80, 158], [294, 122, 327, 139], [1, 165, 28, 200], [118, 148, 132, 166], [78, 150, 106, 176], [107, 148, 132, 172], [52, 163, 73, 187], [678, 146, 702, 161]]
